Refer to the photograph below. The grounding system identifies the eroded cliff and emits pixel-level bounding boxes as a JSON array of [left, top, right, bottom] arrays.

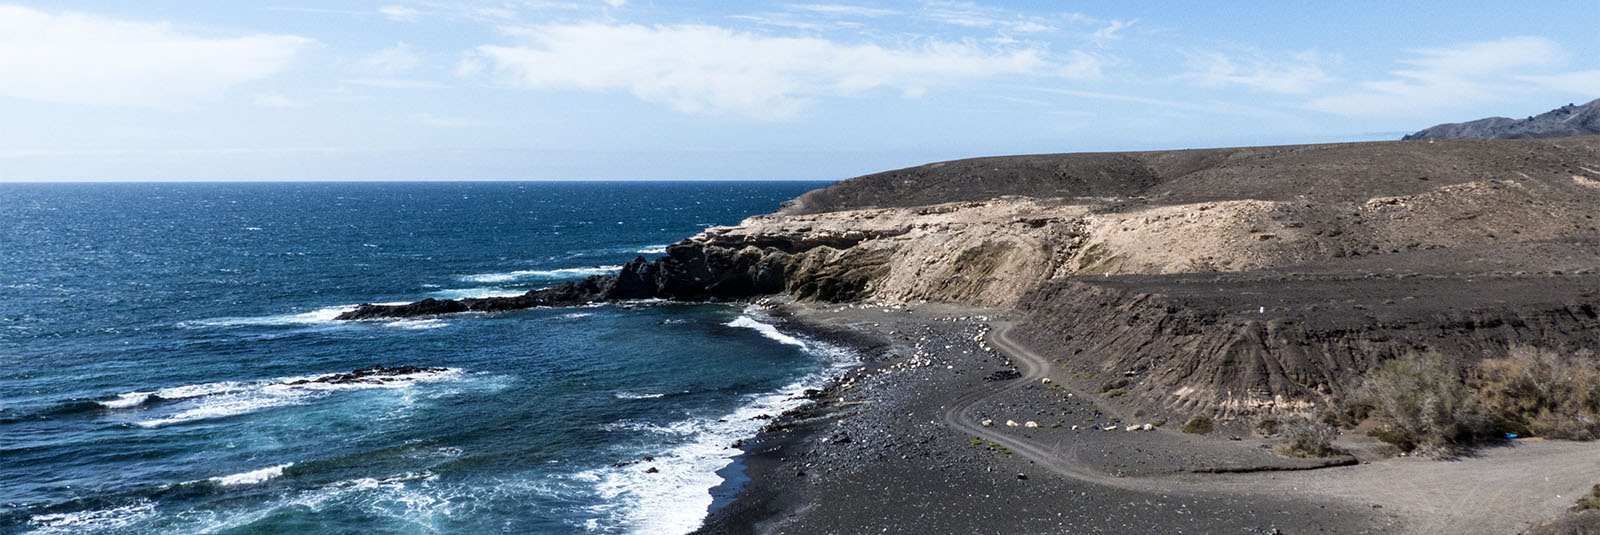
[[339, 136, 1600, 417]]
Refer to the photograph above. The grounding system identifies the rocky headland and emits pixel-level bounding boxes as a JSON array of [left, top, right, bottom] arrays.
[[342, 134, 1600, 420]]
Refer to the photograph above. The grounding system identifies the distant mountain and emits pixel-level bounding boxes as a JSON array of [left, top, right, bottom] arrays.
[[1403, 98, 1600, 140]]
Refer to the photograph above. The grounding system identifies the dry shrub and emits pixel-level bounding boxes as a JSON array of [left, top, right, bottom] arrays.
[[1180, 414, 1213, 434], [1358, 352, 1490, 453], [1274, 416, 1342, 458], [1473, 346, 1600, 440], [1577, 484, 1600, 512]]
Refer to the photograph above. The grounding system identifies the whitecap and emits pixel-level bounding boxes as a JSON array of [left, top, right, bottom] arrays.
[[211, 463, 293, 486], [384, 319, 448, 330], [457, 265, 621, 284], [153, 381, 248, 401], [636, 245, 668, 254], [129, 368, 463, 428], [98, 391, 154, 409], [184, 302, 415, 329], [186, 306, 354, 328], [28, 500, 156, 534], [427, 287, 527, 300], [725, 315, 807, 348], [612, 391, 665, 400], [562, 312, 594, 319]]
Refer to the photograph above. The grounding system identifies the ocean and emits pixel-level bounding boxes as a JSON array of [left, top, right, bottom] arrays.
[[0, 181, 843, 534]]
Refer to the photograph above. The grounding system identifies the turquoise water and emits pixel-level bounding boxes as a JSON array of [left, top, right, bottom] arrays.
[[0, 181, 843, 534]]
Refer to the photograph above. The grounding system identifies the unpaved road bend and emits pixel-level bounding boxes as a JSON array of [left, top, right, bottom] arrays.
[[947, 320, 1600, 534]]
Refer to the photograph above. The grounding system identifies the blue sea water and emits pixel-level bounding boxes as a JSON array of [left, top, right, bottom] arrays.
[[0, 181, 842, 534]]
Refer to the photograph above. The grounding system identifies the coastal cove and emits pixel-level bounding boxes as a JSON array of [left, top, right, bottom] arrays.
[[332, 135, 1600, 533], [0, 181, 843, 534], [10, 134, 1600, 534]]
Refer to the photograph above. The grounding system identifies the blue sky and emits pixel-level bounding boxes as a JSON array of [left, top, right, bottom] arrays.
[[1, 1, 1596, 181]]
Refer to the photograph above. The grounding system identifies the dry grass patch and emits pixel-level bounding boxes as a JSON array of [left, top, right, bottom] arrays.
[[1356, 352, 1490, 453], [1473, 346, 1600, 440]]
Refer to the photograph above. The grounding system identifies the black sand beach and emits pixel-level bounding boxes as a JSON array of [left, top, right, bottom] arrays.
[[695, 300, 1600, 534]]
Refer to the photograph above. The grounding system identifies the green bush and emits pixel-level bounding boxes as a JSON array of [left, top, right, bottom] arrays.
[[1180, 414, 1213, 434], [1358, 352, 1489, 453], [1473, 346, 1600, 440]]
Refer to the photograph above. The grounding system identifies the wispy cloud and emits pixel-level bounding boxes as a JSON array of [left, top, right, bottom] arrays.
[[347, 78, 448, 89], [412, 112, 495, 127], [1179, 50, 1334, 94], [785, 4, 899, 17], [1306, 36, 1582, 116], [378, 5, 421, 22], [1517, 70, 1600, 95], [922, 1, 1055, 33], [469, 23, 1059, 120], [1090, 19, 1134, 47], [251, 93, 297, 108], [361, 42, 424, 74], [0, 4, 314, 107], [1021, 86, 1291, 122]]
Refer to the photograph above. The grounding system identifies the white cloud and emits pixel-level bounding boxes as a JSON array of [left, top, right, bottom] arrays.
[[251, 93, 296, 108], [786, 4, 899, 17], [412, 113, 495, 127], [348, 78, 449, 89], [361, 42, 424, 74], [923, 1, 1055, 33], [1180, 50, 1333, 94], [1306, 36, 1579, 116], [379, 5, 422, 22], [600, 0, 626, 7], [1517, 70, 1600, 95], [471, 23, 1057, 120], [0, 5, 314, 107], [1090, 19, 1134, 46]]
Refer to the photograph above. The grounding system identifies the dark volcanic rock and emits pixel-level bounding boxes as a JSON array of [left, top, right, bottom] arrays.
[[1404, 99, 1600, 140], [283, 365, 449, 385], [336, 276, 614, 320]]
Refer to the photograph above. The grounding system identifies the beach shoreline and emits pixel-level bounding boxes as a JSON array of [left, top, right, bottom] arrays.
[[694, 300, 1600, 535]]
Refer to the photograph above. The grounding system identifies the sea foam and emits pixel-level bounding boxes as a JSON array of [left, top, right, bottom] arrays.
[[457, 266, 621, 284], [725, 315, 807, 348], [27, 500, 156, 534], [585, 312, 854, 534], [211, 463, 293, 486], [125, 368, 463, 428]]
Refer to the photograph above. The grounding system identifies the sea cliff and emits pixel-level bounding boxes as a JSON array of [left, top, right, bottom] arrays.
[[341, 135, 1600, 419]]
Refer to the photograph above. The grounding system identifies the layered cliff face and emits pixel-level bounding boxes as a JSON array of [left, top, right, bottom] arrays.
[[340, 135, 1600, 417], [622, 136, 1600, 310]]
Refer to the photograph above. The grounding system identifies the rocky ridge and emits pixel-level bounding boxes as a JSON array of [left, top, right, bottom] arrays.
[[1404, 98, 1600, 140]]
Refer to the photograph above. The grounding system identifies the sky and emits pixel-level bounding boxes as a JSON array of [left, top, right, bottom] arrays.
[[1, 1, 1597, 181]]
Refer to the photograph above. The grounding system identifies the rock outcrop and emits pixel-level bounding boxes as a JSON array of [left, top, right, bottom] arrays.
[[337, 135, 1600, 418], [1403, 99, 1600, 140]]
